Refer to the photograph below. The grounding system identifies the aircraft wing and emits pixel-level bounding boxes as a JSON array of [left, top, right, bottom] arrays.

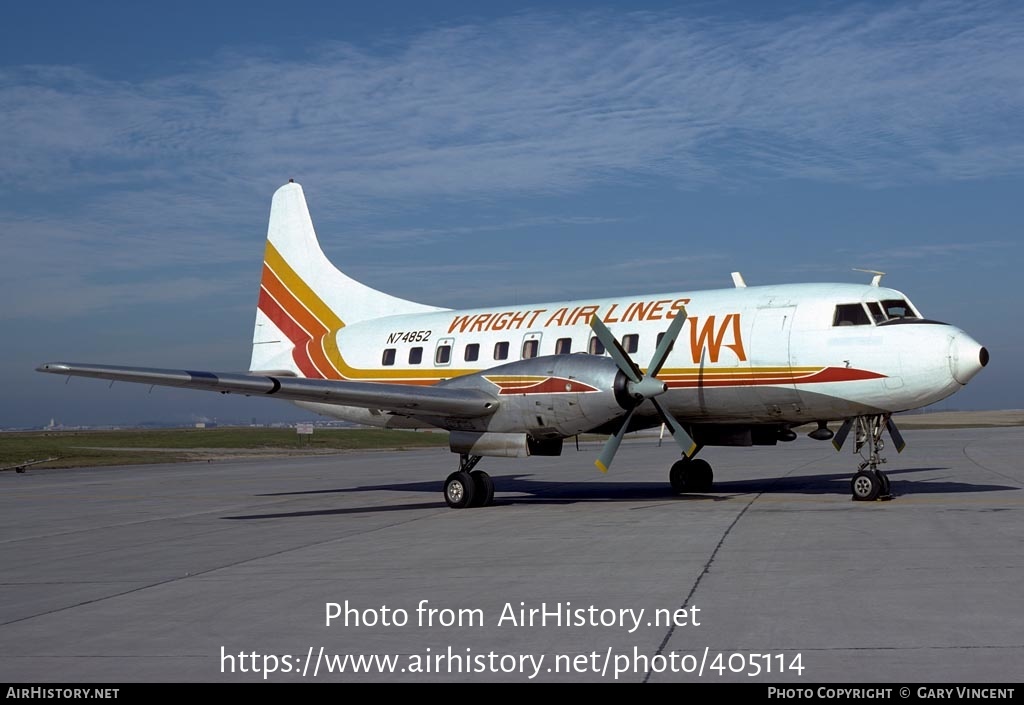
[[36, 362, 498, 419]]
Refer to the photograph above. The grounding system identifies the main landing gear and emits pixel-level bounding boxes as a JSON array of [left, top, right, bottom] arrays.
[[443, 454, 495, 509], [669, 456, 714, 494]]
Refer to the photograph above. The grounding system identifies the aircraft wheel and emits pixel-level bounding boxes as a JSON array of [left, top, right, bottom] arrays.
[[669, 459, 714, 494], [878, 471, 891, 497], [689, 459, 714, 492], [669, 460, 689, 494], [444, 471, 476, 509], [851, 471, 881, 501], [470, 471, 495, 507]]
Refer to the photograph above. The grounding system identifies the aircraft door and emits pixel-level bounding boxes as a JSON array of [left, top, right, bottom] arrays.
[[749, 306, 802, 416]]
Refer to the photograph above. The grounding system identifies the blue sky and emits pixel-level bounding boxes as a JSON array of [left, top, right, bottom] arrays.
[[2, 0, 1021, 427]]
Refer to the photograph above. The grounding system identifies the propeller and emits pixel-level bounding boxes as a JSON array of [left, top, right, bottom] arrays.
[[590, 310, 697, 472]]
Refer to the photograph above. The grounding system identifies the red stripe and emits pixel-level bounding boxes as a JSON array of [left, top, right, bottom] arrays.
[[260, 267, 345, 379], [801, 367, 886, 383], [258, 288, 322, 378], [665, 366, 885, 389]]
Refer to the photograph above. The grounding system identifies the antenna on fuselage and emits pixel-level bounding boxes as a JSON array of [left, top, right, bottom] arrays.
[[853, 268, 885, 287]]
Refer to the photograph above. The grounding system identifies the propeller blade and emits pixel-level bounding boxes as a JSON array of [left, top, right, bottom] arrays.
[[832, 418, 854, 452], [647, 306, 688, 378], [589, 315, 642, 383], [651, 398, 697, 459], [885, 416, 906, 453], [590, 311, 693, 473], [595, 409, 634, 473]]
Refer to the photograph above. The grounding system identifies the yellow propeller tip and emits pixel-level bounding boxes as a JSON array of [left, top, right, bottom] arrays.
[[594, 460, 608, 473]]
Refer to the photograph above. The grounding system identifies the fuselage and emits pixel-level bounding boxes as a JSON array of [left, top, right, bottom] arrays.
[[286, 281, 987, 432]]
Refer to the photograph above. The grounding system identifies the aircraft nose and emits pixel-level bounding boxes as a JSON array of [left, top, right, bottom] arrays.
[[949, 332, 989, 385]]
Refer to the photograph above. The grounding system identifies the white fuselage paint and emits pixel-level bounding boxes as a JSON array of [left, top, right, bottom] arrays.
[[272, 282, 984, 431]]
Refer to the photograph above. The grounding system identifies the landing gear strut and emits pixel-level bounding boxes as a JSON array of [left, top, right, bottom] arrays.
[[443, 454, 495, 508], [669, 456, 714, 494], [846, 415, 894, 501]]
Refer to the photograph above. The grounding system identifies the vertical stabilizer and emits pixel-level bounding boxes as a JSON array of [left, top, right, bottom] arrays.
[[250, 182, 444, 377]]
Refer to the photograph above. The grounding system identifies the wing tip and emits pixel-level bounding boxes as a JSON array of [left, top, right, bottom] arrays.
[[36, 362, 69, 373]]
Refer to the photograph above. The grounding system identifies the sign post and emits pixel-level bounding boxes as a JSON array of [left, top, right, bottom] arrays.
[[296, 423, 314, 446]]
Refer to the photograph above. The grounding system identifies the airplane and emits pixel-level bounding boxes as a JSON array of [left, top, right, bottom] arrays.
[[0, 457, 61, 473], [37, 181, 989, 508]]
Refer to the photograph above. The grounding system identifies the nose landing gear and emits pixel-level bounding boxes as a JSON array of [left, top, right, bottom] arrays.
[[834, 414, 903, 501]]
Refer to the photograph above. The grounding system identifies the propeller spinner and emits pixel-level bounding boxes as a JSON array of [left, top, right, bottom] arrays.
[[590, 310, 697, 472]]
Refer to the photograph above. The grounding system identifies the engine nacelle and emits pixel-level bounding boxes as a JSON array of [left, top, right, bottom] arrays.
[[438, 355, 630, 437], [449, 431, 564, 457]]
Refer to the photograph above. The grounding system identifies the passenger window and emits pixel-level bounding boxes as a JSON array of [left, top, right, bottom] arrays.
[[589, 336, 605, 355], [622, 334, 639, 354], [409, 347, 423, 364], [464, 343, 480, 362], [555, 338, 572, 354], [522, 339, 539, 359], [494, 341, 509, 361], [833, 304, 871, 326], [435, 345, 451, 365], [382, 348, 396, 366]]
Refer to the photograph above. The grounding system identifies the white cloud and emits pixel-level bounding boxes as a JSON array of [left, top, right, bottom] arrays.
[[1, 1, 1022, 319], [3, 2, 1022, 195]]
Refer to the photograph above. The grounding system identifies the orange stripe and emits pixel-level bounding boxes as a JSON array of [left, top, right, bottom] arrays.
[[259, 280, 331, 379], [261, 266, 340, 379], [257, 287, 321, 378], [264, 243, 343, 329], [263, 244, 348, 378]]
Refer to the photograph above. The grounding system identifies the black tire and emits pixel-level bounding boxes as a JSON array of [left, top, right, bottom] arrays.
[[689, 459, 714, 492], [669, 460, 688, 494], [878, 471, 891, 497], [444, 471, 476, 509], [669, 458, 714, 494], [471, 471, 495, 507], [851, 471, 881, 501]]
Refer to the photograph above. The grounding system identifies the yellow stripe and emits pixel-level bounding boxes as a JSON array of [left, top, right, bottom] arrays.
[[265, 242, 480, 382], [264, 242, 345, 378], [656, 366, 820, 376], [264, 243, 344, 330], [485, 375, 549, 384]]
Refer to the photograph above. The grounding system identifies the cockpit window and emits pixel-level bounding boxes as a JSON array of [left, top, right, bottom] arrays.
[[865, 301, 886, 323], [833, 303, 871, 327], [881, 299, 917, 319]]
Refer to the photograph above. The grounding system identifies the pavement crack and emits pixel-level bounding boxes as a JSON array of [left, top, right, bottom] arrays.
[[641, 455, 824, 683], [642, 493, 759, 683]]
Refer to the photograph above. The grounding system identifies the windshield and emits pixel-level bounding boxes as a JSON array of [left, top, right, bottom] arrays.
[[880, 299, 918, 319]]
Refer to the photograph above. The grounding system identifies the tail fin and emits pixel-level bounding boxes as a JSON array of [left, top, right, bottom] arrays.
[[250, 181, 443, 377]]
